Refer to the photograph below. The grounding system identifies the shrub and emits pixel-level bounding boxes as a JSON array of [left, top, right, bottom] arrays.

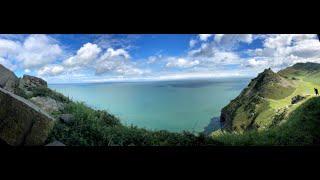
[[47, 101, 220, 146]]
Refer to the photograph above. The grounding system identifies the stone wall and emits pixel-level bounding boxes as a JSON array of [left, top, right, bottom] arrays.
[[0, 87, 54, 146]]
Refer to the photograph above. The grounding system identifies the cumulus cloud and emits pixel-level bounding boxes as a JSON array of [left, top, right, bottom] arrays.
[[38, 64, 65, 76], [199, 34, 213, 41], [0, 57, 16, 71], [247, 34, 320, 70], [214, 34, 253, 49], [243, 58, 269, 68], [103, 48, 130, 59], [189, 39, 198, 48], [166, 58, 200, 68], [94, 47, 145, 76], [0, 34, 64, 71], [0, 39, 21, 57], [17, 34, 63, 69], [63, 43, 101, 67]]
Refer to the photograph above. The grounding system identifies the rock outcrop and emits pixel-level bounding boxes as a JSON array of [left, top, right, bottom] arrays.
[[0, 64, 19, 93], [0, 87, 54, 146], [19, 75, 47, 90], [30, 96, 64, 113]]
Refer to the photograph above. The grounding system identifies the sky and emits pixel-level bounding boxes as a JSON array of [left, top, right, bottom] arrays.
[[0, 34, 320, 84]]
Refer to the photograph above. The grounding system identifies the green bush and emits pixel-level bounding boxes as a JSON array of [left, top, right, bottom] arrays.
[[30, 86, 70, 103], [47, 101, 220, 146]]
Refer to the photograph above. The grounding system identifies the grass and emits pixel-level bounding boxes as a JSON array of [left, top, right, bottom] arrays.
[[47, 101, 221, 146], [212, 97, 320, 145]]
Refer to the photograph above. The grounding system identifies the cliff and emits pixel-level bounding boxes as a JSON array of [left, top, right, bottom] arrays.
[[219, 62, 320, 133], [0, 87, 54, 145], [0, 64, 19, 93], [0, 64, 57, 146]]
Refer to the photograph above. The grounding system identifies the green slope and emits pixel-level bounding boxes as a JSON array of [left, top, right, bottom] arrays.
[[212, 62, 320, 145], [212, 96, 320, 145]]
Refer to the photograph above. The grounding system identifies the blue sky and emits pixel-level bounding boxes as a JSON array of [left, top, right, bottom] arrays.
[[0, 34, 319, 83]]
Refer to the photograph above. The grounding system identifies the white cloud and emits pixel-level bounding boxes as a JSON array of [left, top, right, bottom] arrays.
[[0, 39, 21, 57], [166, 58, 200, 68], [63, 43, 101, 67], [0, 57, 16, 71], [101, 48, 130, 59], [189, 39, 198, 48], [243, 58, 269, 68], [147, 54, 163, 64], [38, 64, 64, 76], [247, 34, 320, 70], [214, 34, 224, 43], [199, 34, 213, 41], [24, 69, 31, 73], [147, 56, 157, 64], [94, 47, 144, 75], [214, 34, 253, 49], [17, 34, 63, 69]]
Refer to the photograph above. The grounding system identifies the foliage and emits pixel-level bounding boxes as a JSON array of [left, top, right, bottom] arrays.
[[30, 86, 70, 103], [213, 97, 320, 145], [47, 101, 220, 146]]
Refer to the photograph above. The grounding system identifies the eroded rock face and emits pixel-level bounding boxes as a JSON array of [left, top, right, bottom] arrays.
[[0, 64, 19, 93], [19, 75, 47, 90], [0, 88, 54, 146], [30, 96, 64, 113]]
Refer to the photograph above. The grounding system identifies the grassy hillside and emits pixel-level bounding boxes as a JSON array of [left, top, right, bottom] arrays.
[[212, 62, 320, 145], [220, 68, 296, 132], [47, 101, 221, 146], [212, 96, 320, 145]]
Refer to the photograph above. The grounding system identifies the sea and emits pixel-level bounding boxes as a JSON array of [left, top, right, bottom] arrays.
[[49, 78, 250, 133]]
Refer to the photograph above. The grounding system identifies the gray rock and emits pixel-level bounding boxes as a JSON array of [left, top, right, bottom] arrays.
[[19, 75, 47, 90], [45, 140, 66, 146], [0, 64, 19, 93], [0, 87, 54, 146], [59, 114, 75, 124], [30, 96, 64, 113]]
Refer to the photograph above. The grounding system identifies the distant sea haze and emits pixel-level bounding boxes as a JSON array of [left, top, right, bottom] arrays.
[[49, 78, 250, 133]]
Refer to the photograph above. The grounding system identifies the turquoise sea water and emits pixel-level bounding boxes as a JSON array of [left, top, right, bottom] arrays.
[[49, 78, 250, 133]]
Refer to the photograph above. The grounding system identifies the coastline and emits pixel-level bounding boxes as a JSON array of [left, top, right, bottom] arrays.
[[204, 117, 221, 135]]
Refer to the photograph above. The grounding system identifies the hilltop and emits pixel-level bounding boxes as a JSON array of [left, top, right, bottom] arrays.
[[212, 62, 320, 145], [220, 68, 296, 132]]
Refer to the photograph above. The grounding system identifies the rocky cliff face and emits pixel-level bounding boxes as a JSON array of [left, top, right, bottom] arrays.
[[0, 64, 19, 93], [220, 68, 295, 132], [0, 64, 57, 146], [0, 87, 54, 146], [19, 75, 48, 90]]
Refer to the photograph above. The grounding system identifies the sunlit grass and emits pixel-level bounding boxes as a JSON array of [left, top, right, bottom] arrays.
[[212, 97, 320, 145]]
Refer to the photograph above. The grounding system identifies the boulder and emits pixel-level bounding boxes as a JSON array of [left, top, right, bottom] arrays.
[[30, 96, 64, 113], [59, 114, 75, 124], [0, 87, 54, 146], [0, 64, 19, 93], [19, 75, 47, 90]]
